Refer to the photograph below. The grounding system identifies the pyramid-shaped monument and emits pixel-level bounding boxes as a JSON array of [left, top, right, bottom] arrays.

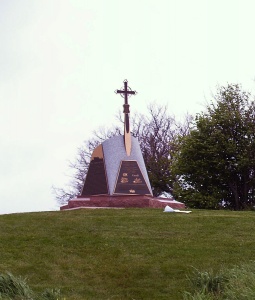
[[61, 80, 184, 210]]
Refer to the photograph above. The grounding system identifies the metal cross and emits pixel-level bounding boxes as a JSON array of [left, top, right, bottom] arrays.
[[115, 79, 137, 114], [115, 80, 137, 156]]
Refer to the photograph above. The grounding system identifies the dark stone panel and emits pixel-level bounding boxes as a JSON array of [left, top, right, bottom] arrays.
[[81, 157, 108, 196], [114, 160, 151, 195]]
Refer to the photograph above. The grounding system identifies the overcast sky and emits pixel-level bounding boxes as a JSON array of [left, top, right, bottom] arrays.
[[1, 0, 255, 214]]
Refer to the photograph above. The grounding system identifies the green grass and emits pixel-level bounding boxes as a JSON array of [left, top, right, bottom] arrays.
[[184, 261, 255, 299], [0, 272, 62, 299], [0, 209, 255, 299]]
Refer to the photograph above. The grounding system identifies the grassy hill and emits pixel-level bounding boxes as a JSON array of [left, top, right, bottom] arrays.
[[0, 208, 255, 299]]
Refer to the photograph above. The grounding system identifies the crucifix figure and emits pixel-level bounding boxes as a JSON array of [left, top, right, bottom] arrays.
[[115, 79, 137, 156]]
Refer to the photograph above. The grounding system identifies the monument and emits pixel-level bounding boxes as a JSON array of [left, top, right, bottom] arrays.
[[60, 80, 185, 210]]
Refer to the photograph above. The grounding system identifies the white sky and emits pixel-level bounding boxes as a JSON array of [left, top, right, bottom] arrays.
[[1, 0, 255, 214]]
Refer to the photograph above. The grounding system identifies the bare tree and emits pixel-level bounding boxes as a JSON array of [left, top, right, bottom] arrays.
[[131, 104, 192, 196]]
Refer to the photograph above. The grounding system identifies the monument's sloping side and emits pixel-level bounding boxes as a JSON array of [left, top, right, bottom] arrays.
[[80, 144, 108, 196]]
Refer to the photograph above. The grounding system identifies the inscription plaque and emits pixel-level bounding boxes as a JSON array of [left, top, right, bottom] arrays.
[[114, 160, 151, 195], [81, 157, 108, 196]]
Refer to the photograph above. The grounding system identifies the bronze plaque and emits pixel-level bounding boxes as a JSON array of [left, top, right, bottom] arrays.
[[114, 160, 150, 195], [81, 157, 108, 196]]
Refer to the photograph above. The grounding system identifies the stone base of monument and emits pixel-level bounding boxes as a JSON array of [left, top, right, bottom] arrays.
[[60, 195, 185, 210]]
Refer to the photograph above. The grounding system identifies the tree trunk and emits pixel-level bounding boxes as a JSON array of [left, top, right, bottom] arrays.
[[229, 181, 240, 210]]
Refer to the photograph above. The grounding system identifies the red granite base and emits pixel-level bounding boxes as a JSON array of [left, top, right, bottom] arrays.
[[60, 195, 185, 210]]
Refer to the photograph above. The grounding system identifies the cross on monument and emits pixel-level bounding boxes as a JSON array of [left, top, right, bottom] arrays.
[[115, 79, 137, 113], [115, 80, 137, 156]]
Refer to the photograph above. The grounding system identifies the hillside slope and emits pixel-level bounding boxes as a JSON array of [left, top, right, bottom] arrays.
[[0, 209, 254, 299]]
